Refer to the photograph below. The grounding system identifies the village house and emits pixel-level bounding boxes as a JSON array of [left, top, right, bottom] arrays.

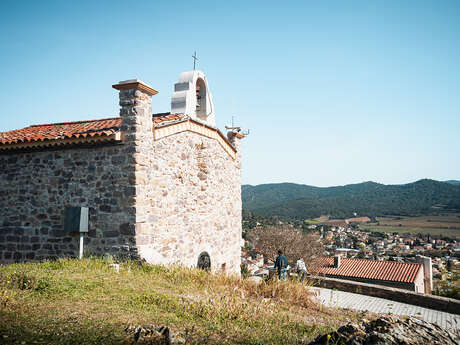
[[311, 255, 433, 293], [0, 70, 244, 275]]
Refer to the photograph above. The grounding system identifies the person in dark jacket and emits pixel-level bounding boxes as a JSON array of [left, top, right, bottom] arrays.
[[274, 249, 288, 281]]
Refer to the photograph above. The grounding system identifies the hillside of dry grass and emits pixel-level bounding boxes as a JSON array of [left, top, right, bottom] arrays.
[[0, 258, 369, 344]]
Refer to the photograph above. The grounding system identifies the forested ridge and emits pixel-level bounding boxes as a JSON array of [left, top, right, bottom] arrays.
[[242, 179, 460, 219]]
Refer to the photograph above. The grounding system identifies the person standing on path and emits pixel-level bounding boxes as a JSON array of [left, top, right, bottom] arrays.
[[296, 257, 307, 282], [275, 249, 288, 281]]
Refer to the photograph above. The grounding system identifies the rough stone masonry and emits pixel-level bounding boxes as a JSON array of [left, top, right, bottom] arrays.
[[0, 71, 244, 275], [308, 316, 460, 345]]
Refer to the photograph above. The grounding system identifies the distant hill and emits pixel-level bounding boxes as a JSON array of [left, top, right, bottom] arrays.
[[445, 180, 460, 186], [242, 179, 460, 219]]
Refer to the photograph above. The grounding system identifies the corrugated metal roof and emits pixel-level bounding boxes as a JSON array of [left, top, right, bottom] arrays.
[[311, 257, 422, 283]]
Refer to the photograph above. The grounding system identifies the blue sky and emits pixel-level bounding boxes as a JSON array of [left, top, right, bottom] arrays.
[[0, 1, 459, 186]]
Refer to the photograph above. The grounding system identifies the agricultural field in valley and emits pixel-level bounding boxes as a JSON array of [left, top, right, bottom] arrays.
[[375, 214, 460, 229], [360, 213, 460, 238]]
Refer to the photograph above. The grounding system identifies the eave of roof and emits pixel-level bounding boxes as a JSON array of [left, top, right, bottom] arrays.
[[0, 117, 122, 145], [0, 132, 123, 152]]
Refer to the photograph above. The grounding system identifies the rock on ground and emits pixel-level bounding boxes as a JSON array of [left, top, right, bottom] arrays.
[[125, 325, 185, 344], [308, 316, 460, 345]]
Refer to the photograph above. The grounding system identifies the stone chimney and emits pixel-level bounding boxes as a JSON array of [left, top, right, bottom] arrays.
[[334, 255, 341, 268], [112, 78, 157, 158], [416, 255, 433, 294], [112, 79, 157, 225], [113, 79, 157, 133]]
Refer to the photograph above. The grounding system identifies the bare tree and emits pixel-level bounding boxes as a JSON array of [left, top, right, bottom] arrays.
[[247, 225, 323, 267]]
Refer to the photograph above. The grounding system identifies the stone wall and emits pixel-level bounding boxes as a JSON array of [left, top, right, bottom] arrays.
[[0, 143, 138, 263], [114, 81, 242, 275], [311, 276, 460, 315], [0, 127, 242, 269], [1, 80, 243, 274], [1, 82, 243, 273], [135, 129, 242, 275]]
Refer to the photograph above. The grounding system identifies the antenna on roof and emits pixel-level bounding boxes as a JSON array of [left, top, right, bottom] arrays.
[[225, 115, 250, 137]]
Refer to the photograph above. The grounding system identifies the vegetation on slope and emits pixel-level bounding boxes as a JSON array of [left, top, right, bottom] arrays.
[[0, 258, 365, 345], [242, 179, 460, 220]]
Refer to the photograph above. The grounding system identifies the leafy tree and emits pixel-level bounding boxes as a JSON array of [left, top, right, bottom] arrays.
[[433, 266, 460, 300]]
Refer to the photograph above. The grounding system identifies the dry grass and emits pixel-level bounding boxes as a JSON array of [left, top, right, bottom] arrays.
[[0, 258, 368, 344], [242, 279, 319, 310]]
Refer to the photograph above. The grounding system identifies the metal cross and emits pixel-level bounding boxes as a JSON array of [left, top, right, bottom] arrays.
[[192, 51, 198, 70]]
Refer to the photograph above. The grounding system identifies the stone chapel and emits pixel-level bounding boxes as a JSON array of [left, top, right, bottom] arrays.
[[0, 70, 244, 275]]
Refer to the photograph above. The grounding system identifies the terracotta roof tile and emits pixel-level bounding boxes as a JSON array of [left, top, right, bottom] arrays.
[[153, 113, 186, 125], [0, 117, 122, 145], [311, 257, 422, 283], [0, 113, 186, 145]]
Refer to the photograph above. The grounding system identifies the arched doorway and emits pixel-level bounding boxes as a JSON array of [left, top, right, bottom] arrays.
[[197, 252, 211, 271]]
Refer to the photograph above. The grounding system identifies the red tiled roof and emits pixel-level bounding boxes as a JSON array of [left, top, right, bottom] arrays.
[[0, 113, 186, 145], [311, 257, 422, 283], [0, 117, 122, 145], [153, 113, 186, 124]]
